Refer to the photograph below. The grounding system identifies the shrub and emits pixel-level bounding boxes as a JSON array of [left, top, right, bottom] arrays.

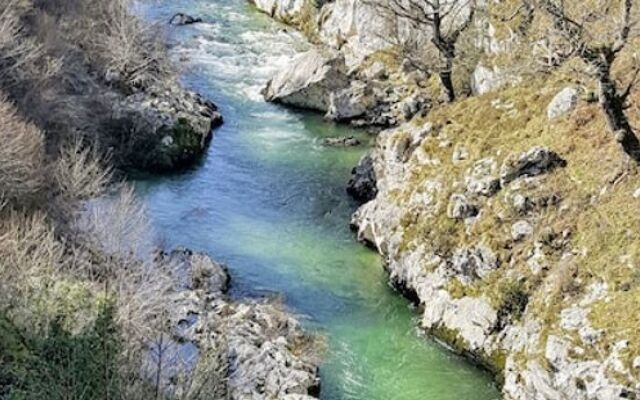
[[0, 97, 46, 209]]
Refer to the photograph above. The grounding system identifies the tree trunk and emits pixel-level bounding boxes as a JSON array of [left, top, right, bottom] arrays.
[[439, 69, 456, 103], [593, 60, 640, 162]]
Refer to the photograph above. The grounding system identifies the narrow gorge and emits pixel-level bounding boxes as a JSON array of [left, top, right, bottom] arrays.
[[1, 0, 639, 399]]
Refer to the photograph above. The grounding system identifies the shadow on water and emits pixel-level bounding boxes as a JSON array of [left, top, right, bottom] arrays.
[[134, 0, 501, 399]]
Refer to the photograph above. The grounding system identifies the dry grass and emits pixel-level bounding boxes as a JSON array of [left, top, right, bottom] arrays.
[[385, 48, 640, 374]]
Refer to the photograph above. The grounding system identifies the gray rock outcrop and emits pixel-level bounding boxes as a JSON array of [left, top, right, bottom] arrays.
[[547, 87, 579, 120], [158, 249, 321, 399], [169, 13, 203, 25], [349, 119, 636, 400], [111, 82, 223, 173], [347, 153, 378, 204]]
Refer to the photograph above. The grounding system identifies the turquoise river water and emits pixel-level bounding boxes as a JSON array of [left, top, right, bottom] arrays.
[[135, 1, 500, 399]]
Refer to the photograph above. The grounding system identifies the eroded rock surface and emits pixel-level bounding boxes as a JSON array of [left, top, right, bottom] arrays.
[[112, 82, 223, 172], [157, 249, 321, 399], [349, 120, 638, 400]]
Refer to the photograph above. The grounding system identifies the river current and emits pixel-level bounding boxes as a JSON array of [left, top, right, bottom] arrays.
[[136, 1, 499, 399]]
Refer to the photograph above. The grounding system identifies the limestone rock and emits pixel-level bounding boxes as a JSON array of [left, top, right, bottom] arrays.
[[161, 250, 321, 399], [511, 220, 533, 241], [500, 147, 566, 187], [471, 64, 507, 95], [262, 48, 349, 112], [547, 87, 579, 120], [325, 81, 376, 121], [363, 61, 387, 80], [449, 246, 499, 283], [465, 157, 501, 196], [447, 194, 479, 220]]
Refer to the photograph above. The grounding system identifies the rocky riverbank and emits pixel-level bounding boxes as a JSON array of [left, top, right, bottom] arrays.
[[249, 0, 640, 399], [157, 249, 322, 399], [350, 86, 640, 399], [252, 0, 432, 128]]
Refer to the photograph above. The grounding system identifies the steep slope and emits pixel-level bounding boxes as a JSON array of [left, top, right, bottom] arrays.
[[352, 73, 640, 399]]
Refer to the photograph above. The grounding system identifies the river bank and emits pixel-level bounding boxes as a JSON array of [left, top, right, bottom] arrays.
[[0, 1, 324, 398]]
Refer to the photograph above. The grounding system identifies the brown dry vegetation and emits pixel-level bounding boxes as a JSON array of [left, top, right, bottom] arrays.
[[0, 0, 173, 159], [0, 1, 217, 398]]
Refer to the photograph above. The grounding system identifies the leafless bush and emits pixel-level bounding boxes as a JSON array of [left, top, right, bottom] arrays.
[[0, 211, 67, 332], [82, 0, 173, 89], [0, 0, 61, 90], [0, 96, 46, 209], [54, 140, 113, 203]]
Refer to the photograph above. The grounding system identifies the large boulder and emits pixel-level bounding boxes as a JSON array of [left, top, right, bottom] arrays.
[[262, 48, 349, 112], [325, 81, 377, 121], [111, 83, 223, 173]]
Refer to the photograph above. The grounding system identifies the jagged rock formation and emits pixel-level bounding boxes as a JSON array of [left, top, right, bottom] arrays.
[[159, 249, 321, 399]]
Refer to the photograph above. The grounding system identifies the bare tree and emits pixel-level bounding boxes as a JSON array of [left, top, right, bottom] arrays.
[[377, 0, 476, 102], [536, 0, 640, 161]]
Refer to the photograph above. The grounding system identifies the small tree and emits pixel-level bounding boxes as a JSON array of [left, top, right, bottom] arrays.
[[535, 0, 640, 161], [378, 0, 477, 102]]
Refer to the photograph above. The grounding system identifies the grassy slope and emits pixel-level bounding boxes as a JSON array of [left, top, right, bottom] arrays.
[[385, 51, 640, 382]]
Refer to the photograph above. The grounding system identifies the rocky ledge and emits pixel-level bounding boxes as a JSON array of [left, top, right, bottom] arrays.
[[253, 0, 432, 129], [155, 249, 321, 399], [263, 47, 430, 128]]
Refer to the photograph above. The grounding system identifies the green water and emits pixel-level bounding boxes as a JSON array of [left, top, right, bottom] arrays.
[[135, 1, 500, 398]]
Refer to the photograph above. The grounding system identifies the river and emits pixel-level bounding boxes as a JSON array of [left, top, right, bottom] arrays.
[[135, 1, 499, 399]]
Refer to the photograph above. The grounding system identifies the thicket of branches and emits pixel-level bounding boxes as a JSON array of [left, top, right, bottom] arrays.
[[0, 1, 222, 398], [0, 0, 173, 159]]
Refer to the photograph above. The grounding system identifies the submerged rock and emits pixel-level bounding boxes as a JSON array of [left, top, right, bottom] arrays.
[[321, 136, 361, 147], [169, 13, 203, 26]]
